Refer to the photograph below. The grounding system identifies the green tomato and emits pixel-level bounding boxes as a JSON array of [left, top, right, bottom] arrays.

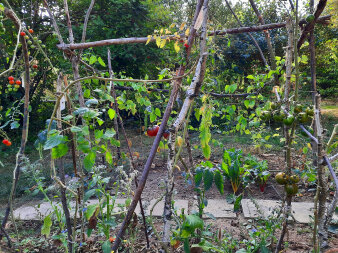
[[305, 107, 314, 117], [297, 112, 310, 124], [283, 115, 295, 126], [306, 14, 315, 23], [294, 104, 303, 114]]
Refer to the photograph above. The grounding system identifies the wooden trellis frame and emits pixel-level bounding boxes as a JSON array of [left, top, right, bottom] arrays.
[[1, 0, 337, 252]]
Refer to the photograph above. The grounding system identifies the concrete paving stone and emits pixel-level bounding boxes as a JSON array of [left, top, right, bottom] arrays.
[[14, 198, 141, 221], [146, 199, 188, 217], [84, 198, 141, 215], [14, 202, 54, 220], [241, 199, 281, 219], [241, 199, 338, 224], [192, 199, 237, 218]]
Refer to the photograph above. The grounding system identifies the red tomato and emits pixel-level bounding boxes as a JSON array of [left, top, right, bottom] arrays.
[[2, 139, 12, 146], [147, 125, 160, 137], [33, 64, 38, 69], [16, 80, 21, 85], [152, 125, 159, 135], [28, 29, 34, 34], [20, 31, 26, 36], [9, 80, 14, 85], [8, 76, 14, 81], [163, 130, 170, 139]]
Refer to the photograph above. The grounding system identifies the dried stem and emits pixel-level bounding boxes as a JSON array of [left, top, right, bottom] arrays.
[[225, 0, 268, 67], [1, 7, 31, 241]]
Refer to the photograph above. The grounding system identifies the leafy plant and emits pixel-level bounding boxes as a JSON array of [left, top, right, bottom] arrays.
[[243, 154, 270, 192], [221, 148, 244, 193]]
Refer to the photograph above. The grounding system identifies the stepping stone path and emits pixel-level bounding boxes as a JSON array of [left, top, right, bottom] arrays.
[[13, 198, 338, 224]]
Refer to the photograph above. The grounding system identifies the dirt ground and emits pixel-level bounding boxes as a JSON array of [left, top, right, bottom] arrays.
[[0, 126, 337, 252]]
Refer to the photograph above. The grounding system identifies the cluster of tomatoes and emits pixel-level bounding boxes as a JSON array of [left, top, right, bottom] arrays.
[[275, 172, 300, 196], [2, 139, 12, 146], [7, 76, 21, 92], [146, 125, 170, 139], [20, 28, 45, 50], [260, 102, 314, 126]]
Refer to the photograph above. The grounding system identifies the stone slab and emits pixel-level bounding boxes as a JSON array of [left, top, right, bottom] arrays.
[[146, 199, 188, 217], [192, 199, 237, 218], [14, 202, 53, 220], [241, 199, 281, 219], [241, 199, 338, 224], [14, 198, 140, 221]]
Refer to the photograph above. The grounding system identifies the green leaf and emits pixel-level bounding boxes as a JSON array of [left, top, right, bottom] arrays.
[[248, 100, 255, 108], [85, 99, 98, 107], [0, 3, 4, 11], [155, 108, 161, 117], [106, 151, 113, 165], [84, 189, 97, 202], [244, 100, 250, 108], [202, 145, 211, 160], [41, 215, 52, 237], [234, 194, 243, 212], [247, 75, 255, 80], [229, 84, 237, 93], [85, 204, 99, 220], [108, 108, 116, 120], [194, 168, 203, 187], [70, 126, 82, 133], [89, 55, 97, 65], [184, 214, 204, 231], [150, 112, 156, 122], [97, 57, 106, 67], [203, 169, 213, 191], [84, 152, 96, 171], [84, 89, 91, 98], [97, 118, 104, 126], [44, 135, 64, 150], [51, 143, 69, 159], [214, 170, 224, 194], [103, 129, 116, 139]]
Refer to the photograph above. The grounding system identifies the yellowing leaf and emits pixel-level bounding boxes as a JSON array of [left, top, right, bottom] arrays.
[[174, 165, 181, 171], [160, 28, 163, 34], [160, 38, 166, 48], [185, 28, 190, 36], [307, 143, 312, 149], [146, 35, 152, 45], [176, 136, 184, 147], [165, 29, 171, 34], [156, 37, 161, 47], [174, 41, 180, 53], [169, 23, 175, 29], [179, 22, 186, 31]]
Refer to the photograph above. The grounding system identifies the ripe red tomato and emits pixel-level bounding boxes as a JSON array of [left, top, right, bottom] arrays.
[[33, 64, 38, 69], [28, 29, 34, 34], [9, 80, 14, 85], [8, 76, 14, 81], [2, 139, 12, 146], [147, 125, 160, 137], [184, 43, 189, 48], [20, 31, 26, 36], [16, 80, 21, 85], [163, 130, 170, 139]]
